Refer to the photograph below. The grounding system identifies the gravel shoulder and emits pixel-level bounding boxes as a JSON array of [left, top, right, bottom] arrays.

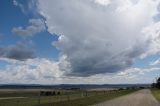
[[93, 89, 160, 106]]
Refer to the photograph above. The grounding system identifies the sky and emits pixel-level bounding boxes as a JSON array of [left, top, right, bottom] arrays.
[[0, 0, 160, 84]]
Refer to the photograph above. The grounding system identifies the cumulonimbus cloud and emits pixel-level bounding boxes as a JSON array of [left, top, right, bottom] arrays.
[[37, 0, 160, 76]]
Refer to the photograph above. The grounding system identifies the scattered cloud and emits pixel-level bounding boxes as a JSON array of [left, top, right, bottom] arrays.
[[12, 19, 46, 37], [28, 0, 38, 15], [118, 67, 160, 76], [0, 42, 36, 61], [3, 0, 160, 84], [38, 0, 160, 76], [0, 58, 158, 84], [13, 0, 39, 15], [150, 59, 160, 65], [13, 0, 25, 13], [0, 58, 63, 84]]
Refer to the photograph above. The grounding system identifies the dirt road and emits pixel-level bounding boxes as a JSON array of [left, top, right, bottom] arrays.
[[94, 89, 160, 106]]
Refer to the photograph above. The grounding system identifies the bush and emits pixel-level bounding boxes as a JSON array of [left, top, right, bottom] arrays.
[[40, 91, 60, 96], [52, 91, 56, 95], [57, 91, 60, 95], [152, 77, 160, 89]]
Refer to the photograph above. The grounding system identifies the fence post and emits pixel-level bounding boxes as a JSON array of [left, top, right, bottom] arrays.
[[67, 93, 70, 101], [85, 91, 88, 97], [81, 92, 84, 98], [38, 91, 41, 105], [17, 100, 19, 106]]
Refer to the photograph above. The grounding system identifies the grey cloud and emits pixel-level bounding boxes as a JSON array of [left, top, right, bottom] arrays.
[[12, 19, 46, 36], [66, 44, 147, 76], [153, 3, 160, 22], [38, 0, 157, 76], [153, 14, 160, 22], [0, 42, 36, 61]]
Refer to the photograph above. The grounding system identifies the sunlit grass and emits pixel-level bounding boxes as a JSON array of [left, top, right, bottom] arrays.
[[38, 89, 138, 106], [151, 88, 160, 102], [0, 89, 138, 106]]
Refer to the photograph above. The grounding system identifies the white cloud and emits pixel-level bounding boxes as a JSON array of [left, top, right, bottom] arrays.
[[0, 58, 159, 84], [95, 0, 111, 6], [37, 0, 160, 76], [0, 58, 64, 84], [150, 59, 160, 65], [12, 19, 46, 36], [118, 67, 160, 76], [2, 0, 160, 84], [13, 0, 25, 13], [141, 22, 160, 57]]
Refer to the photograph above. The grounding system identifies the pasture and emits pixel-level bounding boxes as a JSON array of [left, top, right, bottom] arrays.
[[0, 88, 138, 106]]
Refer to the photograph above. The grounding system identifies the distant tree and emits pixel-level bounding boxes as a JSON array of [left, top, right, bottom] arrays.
[[118, 88, 124, 90], [45, 91, 49, 96], [151, 83, 156, 88], [152, 77, 160, 89], [45, 91, 52, 96], [156, 77, 160, 88], [40, 91, 45, 96], [57, 91, 60, 95], [52, 91, 56, 95]]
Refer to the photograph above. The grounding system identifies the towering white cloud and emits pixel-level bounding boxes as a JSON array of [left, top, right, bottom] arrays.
[[37, 0, 160, 76]]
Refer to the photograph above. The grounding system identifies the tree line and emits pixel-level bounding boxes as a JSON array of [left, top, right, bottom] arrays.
[[40, 91, 61, 96], [152, 77, 160, 88]]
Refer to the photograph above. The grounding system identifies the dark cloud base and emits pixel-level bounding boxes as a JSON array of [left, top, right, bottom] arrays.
[[0, 42, 36, 61]]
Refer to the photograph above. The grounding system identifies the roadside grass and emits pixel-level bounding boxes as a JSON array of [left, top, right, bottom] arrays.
[[0, 90, 81, 106], [151, 88, 160, 102], [37, 89, 138, 106], [0, 89, 138, 106]]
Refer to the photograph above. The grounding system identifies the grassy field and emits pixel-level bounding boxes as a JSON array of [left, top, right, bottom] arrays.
[[38, 89, 138, 106], [151, 88, 160, 102], [0, 89, 138, 106]]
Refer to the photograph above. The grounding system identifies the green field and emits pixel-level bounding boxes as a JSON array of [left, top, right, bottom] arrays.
[[151, 88, 160, 102], [0, 89, 138, 106]]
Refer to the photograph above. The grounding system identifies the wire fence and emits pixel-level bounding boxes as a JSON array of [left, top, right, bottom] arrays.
[[0, 89, 126, 106]]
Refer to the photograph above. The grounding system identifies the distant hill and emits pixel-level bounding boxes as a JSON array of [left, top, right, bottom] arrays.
[[0, 84, 151, 89]]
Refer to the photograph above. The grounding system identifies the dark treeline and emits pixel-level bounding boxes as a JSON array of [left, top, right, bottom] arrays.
[[152, 77, 160, 88], [40, 91, 61, 96]]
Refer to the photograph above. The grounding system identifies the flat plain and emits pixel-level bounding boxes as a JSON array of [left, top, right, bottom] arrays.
[[0, 88, 137, 106]]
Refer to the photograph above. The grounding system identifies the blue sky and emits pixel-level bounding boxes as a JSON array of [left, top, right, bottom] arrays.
[[0, 0, 160, 84], [0, 0, 59, 59]]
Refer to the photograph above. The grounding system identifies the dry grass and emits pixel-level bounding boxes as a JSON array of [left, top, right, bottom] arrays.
[[151, 88, 160, 102]]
